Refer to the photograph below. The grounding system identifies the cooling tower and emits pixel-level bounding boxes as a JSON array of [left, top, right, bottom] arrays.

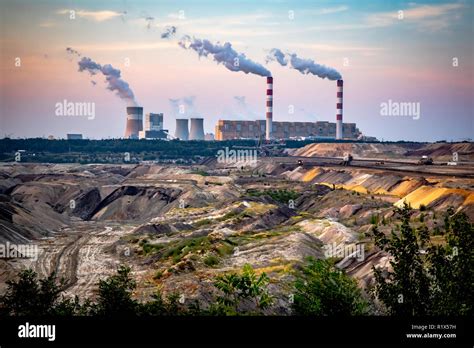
[[336, 80, 343, 140], [266, 76, 273, 140], [175, 119, 189, 140], [125, 106, 143, 139], [189, 118, 205, 140]]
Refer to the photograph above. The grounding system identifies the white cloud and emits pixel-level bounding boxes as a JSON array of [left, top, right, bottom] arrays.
[[56, 9, 123, 22], [311, 6, 349, 15]]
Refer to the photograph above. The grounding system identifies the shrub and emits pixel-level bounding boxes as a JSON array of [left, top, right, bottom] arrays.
[[292, 258, 368, 315]]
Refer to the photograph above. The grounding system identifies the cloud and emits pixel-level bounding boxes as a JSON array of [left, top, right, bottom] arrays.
[[56, 9, 123, 22], [306, 2, 466, 32], [367, 2, 466, 31], [311, 6, 349, 15]]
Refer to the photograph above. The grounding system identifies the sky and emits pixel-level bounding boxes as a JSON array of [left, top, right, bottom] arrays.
[[0, 0, 473, 141]]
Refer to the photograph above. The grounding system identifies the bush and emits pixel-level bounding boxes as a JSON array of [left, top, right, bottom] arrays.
[[93, 266, 138, 316], [292, 258, 368, 315], [203, 254, 220, 267], [211, 264, 273, 315]]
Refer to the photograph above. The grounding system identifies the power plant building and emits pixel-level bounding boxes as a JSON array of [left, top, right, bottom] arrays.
[[215, 120, 360, 140], [145, 113, 163, 131]]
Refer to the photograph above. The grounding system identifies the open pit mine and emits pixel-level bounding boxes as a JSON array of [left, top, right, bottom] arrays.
[[0, 142, 473, 314]]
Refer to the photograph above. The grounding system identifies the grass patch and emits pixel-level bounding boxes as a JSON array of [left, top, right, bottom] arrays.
[[194, 218, 213, 228], [203, 254, 220, 267], [246, 189, 299, 204], [163, 236, 211, 263]]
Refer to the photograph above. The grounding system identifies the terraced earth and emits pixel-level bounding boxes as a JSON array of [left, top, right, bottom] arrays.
[[0, 156, 472, 313]]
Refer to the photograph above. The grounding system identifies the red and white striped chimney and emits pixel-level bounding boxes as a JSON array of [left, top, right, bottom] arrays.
[[266, 76, 273, 140], [336, 79, 343, 140]]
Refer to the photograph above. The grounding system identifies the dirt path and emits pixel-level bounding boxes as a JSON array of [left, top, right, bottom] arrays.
[[31, 222, 134, 298]]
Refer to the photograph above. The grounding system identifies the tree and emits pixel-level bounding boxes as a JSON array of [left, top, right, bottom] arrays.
[[211, 264, 273, 315], [0, 270, 64, 316], [372, 203, 473, 315], [292, 258, 368, 315], [92, 265, 138, 316]]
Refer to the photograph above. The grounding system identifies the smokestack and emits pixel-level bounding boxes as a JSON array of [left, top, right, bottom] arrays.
[[336, 80, 343, 140], [266, 76, 273, 140], [125, 106, 143, 139], [175, 119, 189, 140], [189, 118, 205, 140]]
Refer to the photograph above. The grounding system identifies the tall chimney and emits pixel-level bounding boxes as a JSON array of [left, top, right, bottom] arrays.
[[175, 119, 189, 140], [189, 118, 205, 140], [266, 76, 273, 140], [336, 79, 343, 140], [125, 106, 143, 139]]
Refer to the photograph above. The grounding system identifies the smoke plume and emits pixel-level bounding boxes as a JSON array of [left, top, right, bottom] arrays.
[[267, 48, 341, 80], [68, 49, 137, 105], [169, 96, 196, 115], [161, 26, 177, 39], [179, 35, 271, 77]]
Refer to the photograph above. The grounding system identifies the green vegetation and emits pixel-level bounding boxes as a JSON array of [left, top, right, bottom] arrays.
[[247, 189, 299, 204], [0, 264, 271, 316], [163, 236, 210, 263], [193, 218, 213, 227], [292, 258, 368, 315], [371, 204, 473, 315], [139, 240, 164, 255], [203, 254, 220, 267], [210, 264, 273, 315], [191, 170, 209, 176]]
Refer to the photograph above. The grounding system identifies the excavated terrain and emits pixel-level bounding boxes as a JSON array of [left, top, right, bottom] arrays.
[[0, 152, 472, 313]]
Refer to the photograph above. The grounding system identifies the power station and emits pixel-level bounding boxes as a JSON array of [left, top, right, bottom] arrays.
[[123, 79, 362, 141], [215, 79, 360, 141]]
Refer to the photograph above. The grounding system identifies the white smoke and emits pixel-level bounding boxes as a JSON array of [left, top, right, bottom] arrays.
[[161, 26, 177, 39], [68, 49, 137, 106], [169, 96, 196, 116], [179, 35, 271, 77], [267, 48, 341, 80]]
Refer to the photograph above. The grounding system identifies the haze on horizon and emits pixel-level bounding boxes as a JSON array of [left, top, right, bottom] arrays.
[[0, 0, 473, 142]]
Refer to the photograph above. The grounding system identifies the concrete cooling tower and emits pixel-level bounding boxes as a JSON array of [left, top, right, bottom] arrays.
[[175, 119, 189, 140], [189, 118, 205, 140], [124, 106, 143, 139]]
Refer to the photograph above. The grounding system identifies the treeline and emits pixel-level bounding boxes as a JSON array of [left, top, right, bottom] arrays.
[[0, 138, 388, 156], [0, 259, 367, 317]]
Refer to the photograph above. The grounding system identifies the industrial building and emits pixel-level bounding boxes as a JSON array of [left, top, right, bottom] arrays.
[[215, 120, 360, 140], [67, 133, 83, 140], [139, 112, 167, 139], [215, 78, 361, 141]]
